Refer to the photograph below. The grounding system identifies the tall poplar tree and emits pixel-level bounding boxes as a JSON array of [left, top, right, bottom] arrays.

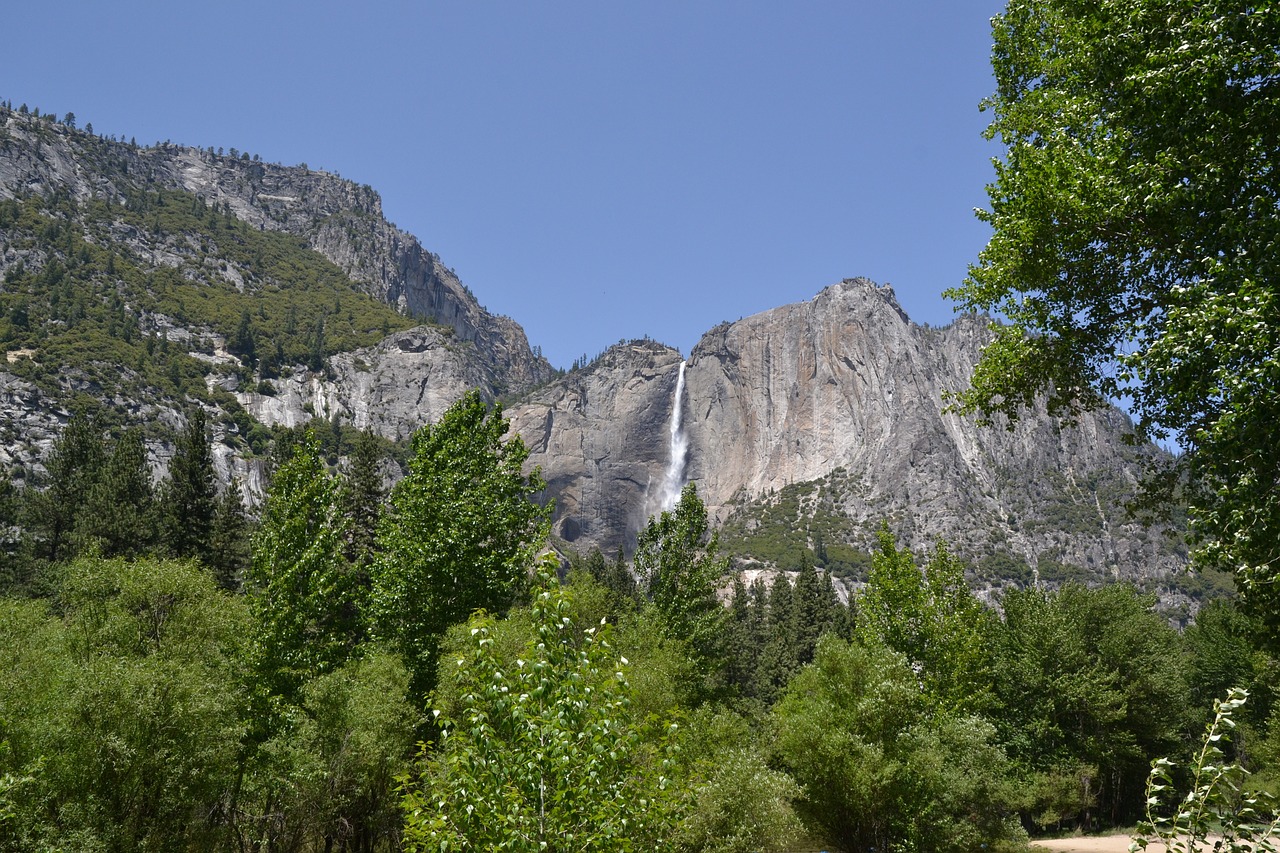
[[372, 391, 551, 700]]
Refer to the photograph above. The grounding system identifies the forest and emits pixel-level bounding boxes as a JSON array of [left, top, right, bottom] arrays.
[[0, 389, 1276, 853]]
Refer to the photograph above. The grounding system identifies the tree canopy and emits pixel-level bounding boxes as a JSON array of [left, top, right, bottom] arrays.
[[371, 390, 551, 700], [947, 0, 1280, 623]]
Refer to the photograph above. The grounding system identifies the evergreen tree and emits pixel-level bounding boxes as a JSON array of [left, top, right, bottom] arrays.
[[634, 482, 729, 680], [24, 409, 106, 564], [723, 575, 757, 697], [230, 310, 256, 366], [341, 428, 384, 572], [581, 547, 639, 618], [791, 564, 840, 667], [79, 428, 154, 558], [160, 408, 217, 563], [754, 572, 798, 703], [209, 479, 251, 591]]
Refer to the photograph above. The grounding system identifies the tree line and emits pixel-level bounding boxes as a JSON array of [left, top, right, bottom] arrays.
[[0, 389, 1276, 852]]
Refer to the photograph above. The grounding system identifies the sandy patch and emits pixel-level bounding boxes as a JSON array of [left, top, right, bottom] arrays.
[[1032, 835, 1219, 853]]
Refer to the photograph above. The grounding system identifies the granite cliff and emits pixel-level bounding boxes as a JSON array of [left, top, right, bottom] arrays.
[[508, 279, 1185, 591]]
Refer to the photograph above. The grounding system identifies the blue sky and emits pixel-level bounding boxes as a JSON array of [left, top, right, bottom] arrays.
[[5, 1, 1005, 370]]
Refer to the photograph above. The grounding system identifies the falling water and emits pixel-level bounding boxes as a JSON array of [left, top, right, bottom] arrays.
[[658, 361, 689, 511]]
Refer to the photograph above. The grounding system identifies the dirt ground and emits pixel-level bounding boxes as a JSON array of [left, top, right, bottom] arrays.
[[1031, 835, 1203, 853]]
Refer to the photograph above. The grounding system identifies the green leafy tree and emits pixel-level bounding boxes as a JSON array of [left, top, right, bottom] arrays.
[[1133, 689, 1280, 853], [991, 583, 1187, 829], [0, 557, 248, 852], [160, 407, 217, 563], [237, 649, 418, 853], [857, 527, 993, 713], [773, 635, 1022, 853], [402, 558, 685, 852], [947, 0, 1280, 627], [247, 431, 355, 703], [372, 390, 551, 700]]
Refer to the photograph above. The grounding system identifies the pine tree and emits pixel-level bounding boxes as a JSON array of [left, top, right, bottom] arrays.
[[80, 428, 155, 558], [633, 482, 728, 674], [160, 408, 217, 563], [341, 428, 384, 571], [209, 479, 251, 591], [25, 409, 106, 563], [753, 572, 798, 703]]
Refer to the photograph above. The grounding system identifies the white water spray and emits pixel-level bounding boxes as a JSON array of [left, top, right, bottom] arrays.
[[658, 361, 689, 511]]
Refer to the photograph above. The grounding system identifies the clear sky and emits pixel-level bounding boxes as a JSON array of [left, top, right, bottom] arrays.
[[5, 1, 1005, 370]]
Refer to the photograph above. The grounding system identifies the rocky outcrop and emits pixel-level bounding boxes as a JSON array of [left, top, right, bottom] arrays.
[[0, 111, 553, 396], [236, 325, 502, 440], [511, 280, 1183, 583]]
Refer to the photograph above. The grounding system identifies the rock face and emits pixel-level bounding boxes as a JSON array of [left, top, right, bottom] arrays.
[[0, 112, 553, 396], [506, 342, 683, 554], [237, 325, 504, 440], [511, 279, 1183, 582]]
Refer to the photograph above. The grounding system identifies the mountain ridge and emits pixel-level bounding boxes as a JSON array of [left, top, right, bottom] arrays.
[[0, 105, 1189, 603]]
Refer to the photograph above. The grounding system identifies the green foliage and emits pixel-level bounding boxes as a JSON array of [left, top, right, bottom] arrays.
[[80, 428, 156, 558], [402, 558, 685, 852], [719, 474, 872, 578], [159, 407, 217, 563], [208, 479, 252, 591], [573, 547, 640, 619], [634, 483, 729, 685], [239, 649, 417, 853], [676, 708, 806, 853], [341, 428, 385, 571], [947, 0, 1280, 629], [1133, 689, 1279, 853], [22, 408, 106, 565], [372, 390, 551, 701], [858, 528, 994, 713], [0, 557, 248, 852], [992, 583, 1188, 829], [773, 635, 1023, 853], [247, 431, 356, 703]]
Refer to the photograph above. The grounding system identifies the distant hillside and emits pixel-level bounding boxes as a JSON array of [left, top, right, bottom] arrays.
[[0, 104, 552, 483]]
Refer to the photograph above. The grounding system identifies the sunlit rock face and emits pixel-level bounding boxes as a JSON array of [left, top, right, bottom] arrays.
[[511, 279, 1182, 587]]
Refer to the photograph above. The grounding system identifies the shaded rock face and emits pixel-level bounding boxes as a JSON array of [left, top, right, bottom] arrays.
[[506, 342, 683, 556], [513, 280, 1181, 583]]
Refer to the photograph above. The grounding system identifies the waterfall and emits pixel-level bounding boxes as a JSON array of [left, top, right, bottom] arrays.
[[658, 361, 689, 511]]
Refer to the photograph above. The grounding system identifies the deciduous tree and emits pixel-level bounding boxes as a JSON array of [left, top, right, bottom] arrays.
[[372, 390, 550, 700], [948, 0, 1280, 625]]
